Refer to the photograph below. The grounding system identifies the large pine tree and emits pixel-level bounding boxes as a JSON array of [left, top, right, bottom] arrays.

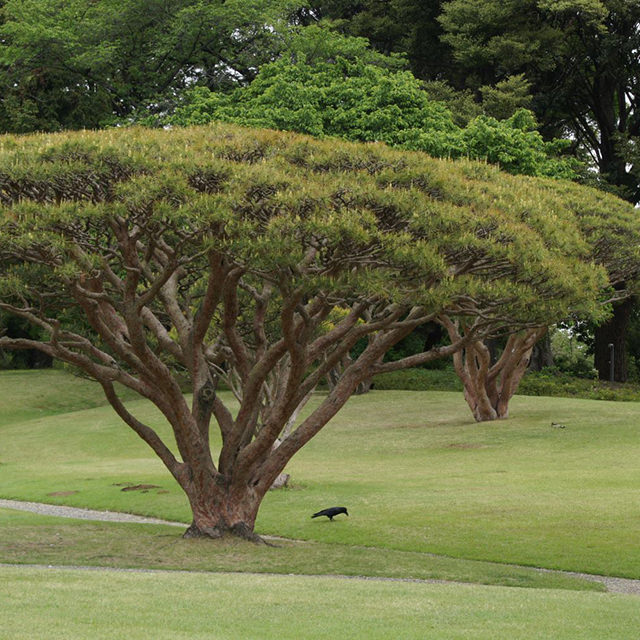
[[0, 123, 603, 536]]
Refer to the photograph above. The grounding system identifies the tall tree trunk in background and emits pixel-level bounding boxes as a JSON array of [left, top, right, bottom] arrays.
[[594, 297, 634, 382], [528, 332, 554, 372]]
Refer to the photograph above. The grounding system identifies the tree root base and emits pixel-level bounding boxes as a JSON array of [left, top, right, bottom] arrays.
[[183, 521, 270, 545], [472, 410, 508, 422]]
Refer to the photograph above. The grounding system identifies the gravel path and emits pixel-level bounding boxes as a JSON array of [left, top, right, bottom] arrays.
[[537, 568, 640, 596], [2, 498, 639, 596], [0, 498, 186, 527]]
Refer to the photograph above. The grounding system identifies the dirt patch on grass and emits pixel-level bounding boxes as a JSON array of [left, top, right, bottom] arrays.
[[47, 491, 79, 497], [112, 483, 162, 492], [120, 484, 161, 492]]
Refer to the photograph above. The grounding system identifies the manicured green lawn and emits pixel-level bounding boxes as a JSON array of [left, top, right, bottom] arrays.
[[1, 565, 638, 640], [2, 369, 640, 637], [1, 370, 639, 578]]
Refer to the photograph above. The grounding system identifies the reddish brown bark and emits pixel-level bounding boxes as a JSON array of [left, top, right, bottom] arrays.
[[0, 265, 458, 540], [181, 477, 265, 542], [442, 318, 547, 422]]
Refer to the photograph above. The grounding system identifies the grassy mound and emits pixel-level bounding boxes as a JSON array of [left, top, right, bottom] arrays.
[[1, 370, 639, 579]]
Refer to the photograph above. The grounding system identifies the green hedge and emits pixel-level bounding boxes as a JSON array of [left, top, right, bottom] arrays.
[[372, 367, 463, 392], [518, 370, 640, 402], [372, 367, 640, 402]]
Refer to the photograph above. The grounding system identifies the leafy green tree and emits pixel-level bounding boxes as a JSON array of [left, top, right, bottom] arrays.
[[478, 74, 533, 120], [0, 123, 602, 537], [305, 0, 455, 82], [162, 28, 579, 179], [439, 0, 639, 198], [0, 0, 302, 132], [420, 80, 481, 127], [305, 1, 546, 122], [458, 110, 577, 179], [549, 327, 597, 379]]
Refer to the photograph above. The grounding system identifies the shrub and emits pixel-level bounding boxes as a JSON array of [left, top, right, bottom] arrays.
[[549, 328, 597, 378], [372, 366, 640, 402], [373, 367, 463, 391]]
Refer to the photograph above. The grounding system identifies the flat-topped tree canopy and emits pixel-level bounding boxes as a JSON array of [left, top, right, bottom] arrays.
[[438, 174, 640, 423], [535, 178, 640, 297], [0, 123, 607, 539]]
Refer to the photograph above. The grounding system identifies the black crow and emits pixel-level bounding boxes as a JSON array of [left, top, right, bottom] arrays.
[[311, 506, 348, 521]]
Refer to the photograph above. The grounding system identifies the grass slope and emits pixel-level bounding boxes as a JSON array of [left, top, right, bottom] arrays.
[[1, 371, 639, 579], [0, 369, 135, 427], [0, 509, 599, 592], [2, 566, 639, 640]]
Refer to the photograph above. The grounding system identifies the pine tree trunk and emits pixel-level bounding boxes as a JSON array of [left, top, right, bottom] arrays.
[[446, 324, 546, 422], [462, 380, 499, 422], [181, 475, 266, 543]]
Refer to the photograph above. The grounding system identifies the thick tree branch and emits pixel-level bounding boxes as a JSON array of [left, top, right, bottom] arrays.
[[100, 380, 185, 481]]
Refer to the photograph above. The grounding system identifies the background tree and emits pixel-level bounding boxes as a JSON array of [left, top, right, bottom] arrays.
[[159, 27, 579, 180], [439, 177, 640, 421], [303, 0, 455, 82], [0, 123, 603, 538], [438, 0, 640, 380], [442, 320, 548, 422], [0, 0, 302, 132]]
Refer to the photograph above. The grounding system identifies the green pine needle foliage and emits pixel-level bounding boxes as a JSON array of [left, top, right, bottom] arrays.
[[0, 122, 633, 336]]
